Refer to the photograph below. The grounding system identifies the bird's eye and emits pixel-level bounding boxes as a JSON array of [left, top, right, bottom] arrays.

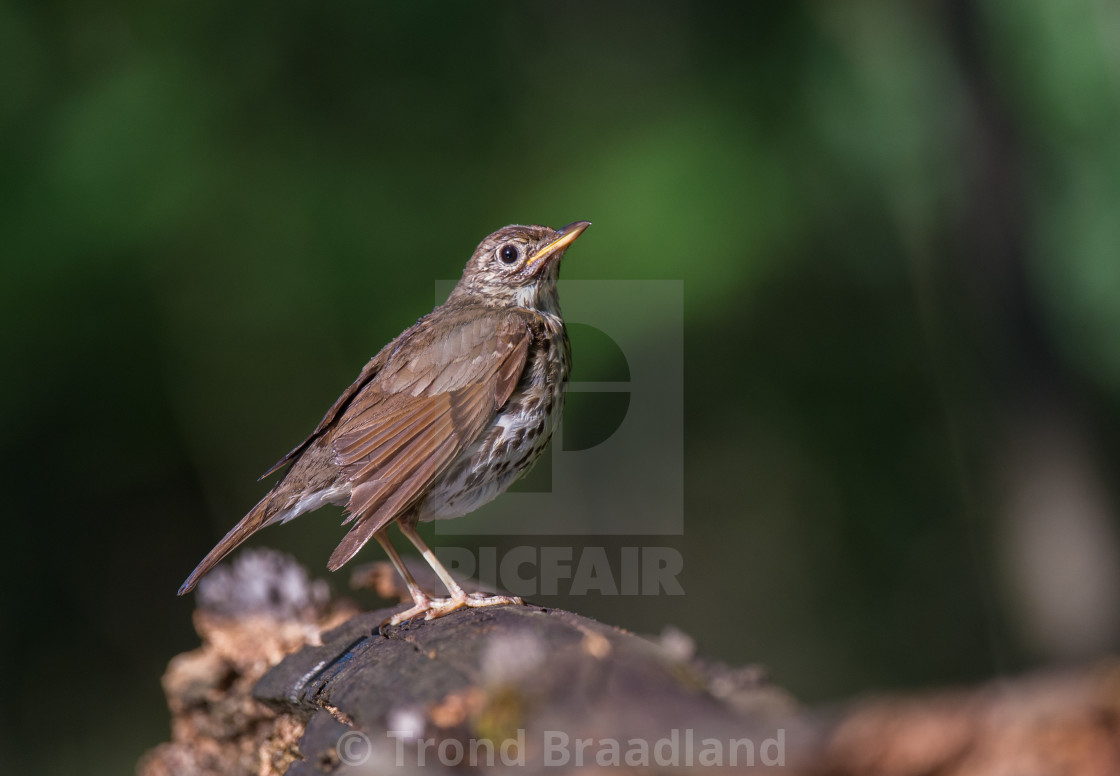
[[498, 244, 520, 264]]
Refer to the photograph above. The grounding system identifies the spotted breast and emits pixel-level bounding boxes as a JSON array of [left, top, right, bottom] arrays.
[[418, 308, 570, 521]]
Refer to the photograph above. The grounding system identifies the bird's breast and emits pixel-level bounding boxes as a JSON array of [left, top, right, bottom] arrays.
[[417, 316, 570, 521]]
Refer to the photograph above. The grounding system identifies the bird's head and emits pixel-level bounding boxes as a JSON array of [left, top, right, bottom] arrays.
[[450, 221, 590, 311]]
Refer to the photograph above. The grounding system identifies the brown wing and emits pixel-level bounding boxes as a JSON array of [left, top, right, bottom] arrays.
[[258, 352, 389, 480], [325, 308, 531, 569]]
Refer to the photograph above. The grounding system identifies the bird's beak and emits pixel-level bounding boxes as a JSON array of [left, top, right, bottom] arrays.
[[527, 221, 591, 265]]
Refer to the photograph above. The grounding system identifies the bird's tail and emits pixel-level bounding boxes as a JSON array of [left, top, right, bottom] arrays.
[[177, 492, 288, 595]]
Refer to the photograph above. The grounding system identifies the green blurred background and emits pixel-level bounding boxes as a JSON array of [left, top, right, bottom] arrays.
[[4, 1, 1120, 773]]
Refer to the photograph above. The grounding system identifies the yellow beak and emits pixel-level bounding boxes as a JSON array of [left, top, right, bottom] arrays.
[[527, 221, 591, 265]]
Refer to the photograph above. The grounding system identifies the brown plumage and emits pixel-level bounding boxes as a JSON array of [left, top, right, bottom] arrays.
[[179, 221, 590, 623]]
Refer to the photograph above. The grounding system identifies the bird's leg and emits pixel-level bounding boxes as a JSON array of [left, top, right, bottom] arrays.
[[396, 519, 466, 599], [396, 520, 524, 619], [374, 529, 433, 625]]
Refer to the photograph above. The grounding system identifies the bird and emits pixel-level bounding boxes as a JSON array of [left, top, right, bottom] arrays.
[[179, 221, 590, 624]]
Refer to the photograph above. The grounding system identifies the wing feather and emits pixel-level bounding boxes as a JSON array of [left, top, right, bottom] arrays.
[[258, 349, 390, 480], [324, 311, 532, 569]]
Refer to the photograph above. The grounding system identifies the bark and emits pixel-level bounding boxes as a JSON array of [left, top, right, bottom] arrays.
[[140, 552, 1120, 775]]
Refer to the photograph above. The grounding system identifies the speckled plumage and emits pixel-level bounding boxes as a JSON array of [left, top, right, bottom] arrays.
[[423, 306, 569, 521], [179, 221, 589, 623]]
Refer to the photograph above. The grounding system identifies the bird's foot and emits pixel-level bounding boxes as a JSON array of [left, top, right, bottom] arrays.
[[425, 592, 525, 620], [382, 592, 524, 626], [384, 595, 434, 626]]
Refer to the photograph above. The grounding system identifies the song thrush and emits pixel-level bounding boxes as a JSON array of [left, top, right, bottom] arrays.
[[179, 221, 590, 624]]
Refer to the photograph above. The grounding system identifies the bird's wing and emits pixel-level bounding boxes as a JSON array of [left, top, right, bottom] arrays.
[[325, 308, 531, 569], [258, 351, 390, 480]]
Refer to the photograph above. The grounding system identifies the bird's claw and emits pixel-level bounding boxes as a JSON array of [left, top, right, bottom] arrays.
[[382, 592, 525, 627], [383, 598, 433, 626], [426, 592, 524, 619]]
